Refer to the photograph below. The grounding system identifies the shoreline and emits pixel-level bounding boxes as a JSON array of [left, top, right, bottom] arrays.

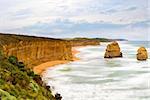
[[33, 47, 80, 75]]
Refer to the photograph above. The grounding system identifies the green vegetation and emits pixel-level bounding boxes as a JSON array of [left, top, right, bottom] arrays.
[[93, 38, 112, 42], [0, 52, 55, 100], [64, 37, 127, 42], [8, 56, 18, 65]]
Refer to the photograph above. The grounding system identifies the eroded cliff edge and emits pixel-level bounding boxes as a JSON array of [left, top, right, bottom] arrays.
[[0, 33, 73, 69], [0, 33, 100, 70]]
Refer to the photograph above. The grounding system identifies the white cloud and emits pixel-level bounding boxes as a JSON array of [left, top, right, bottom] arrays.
[[0, 0, 149, 40]]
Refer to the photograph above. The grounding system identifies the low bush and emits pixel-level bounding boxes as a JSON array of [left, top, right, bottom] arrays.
[[0, 55, 55, 99], [16, 62, 25, 68], [8, 56, 18, 65]]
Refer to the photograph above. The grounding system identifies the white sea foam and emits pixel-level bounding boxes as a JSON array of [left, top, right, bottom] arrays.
[[43, 41, 150, 100]]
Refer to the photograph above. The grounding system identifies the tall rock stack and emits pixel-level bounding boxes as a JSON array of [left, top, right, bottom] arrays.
[[104, 41, 122, 58], [137, 47, 148, 61]]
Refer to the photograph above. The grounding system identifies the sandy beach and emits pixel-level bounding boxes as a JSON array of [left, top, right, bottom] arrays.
[[33, 47, 80, 75]]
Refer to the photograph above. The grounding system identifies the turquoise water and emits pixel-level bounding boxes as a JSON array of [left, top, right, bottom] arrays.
[[43, 41, 150, 100]]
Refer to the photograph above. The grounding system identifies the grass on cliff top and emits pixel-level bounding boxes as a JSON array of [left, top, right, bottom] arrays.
[[0, 51, 55, 100], [0, 33, 64, 46]]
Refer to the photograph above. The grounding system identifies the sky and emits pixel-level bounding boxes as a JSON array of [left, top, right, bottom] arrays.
[[0, 0, 149, 40]]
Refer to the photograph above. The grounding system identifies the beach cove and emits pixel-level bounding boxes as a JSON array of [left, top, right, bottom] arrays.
[[33, 47, 80, 75]]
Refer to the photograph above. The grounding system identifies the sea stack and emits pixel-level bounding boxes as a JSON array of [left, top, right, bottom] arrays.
[[104, 41, 122, 58], [137, 47, 148, 61]]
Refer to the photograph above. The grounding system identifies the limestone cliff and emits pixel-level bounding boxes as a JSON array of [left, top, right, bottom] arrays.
[[104, 41, 122, 58], [0, 33, 73, 68], [137, 47, 148, 61], [0, 33, 101, 69]]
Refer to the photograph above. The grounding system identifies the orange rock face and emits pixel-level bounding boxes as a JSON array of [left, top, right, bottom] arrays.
[[137, 47, 148, 61], [0, 33, 101, 69], [0, 34, 73, 68], [104, 41, 122, 58]]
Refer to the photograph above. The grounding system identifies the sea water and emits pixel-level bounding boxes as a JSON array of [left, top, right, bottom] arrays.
[[43, 41, 150, 100]]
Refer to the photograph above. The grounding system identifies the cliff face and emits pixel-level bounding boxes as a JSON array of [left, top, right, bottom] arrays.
[[0, 34, 101, 69], [137, 47, 148, 61], [104, 41, 122, 58], [0, 34, 73, 68]]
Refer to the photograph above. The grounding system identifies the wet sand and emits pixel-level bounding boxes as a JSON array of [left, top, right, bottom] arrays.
[[33, 47, 80, 75]]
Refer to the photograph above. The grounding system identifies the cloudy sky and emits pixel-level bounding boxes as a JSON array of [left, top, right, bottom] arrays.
[[0, 0, 149, 40]]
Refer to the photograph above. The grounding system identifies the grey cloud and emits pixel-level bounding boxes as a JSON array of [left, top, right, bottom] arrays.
[[6, 19, 148, 40], [124, 6, 137, 11]]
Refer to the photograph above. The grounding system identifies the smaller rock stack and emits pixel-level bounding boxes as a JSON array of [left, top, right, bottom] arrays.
[[137, 47, 148, 61], [104, 41, 123, 58]]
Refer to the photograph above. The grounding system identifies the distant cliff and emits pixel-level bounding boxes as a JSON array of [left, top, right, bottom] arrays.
[[65, 38, 100, 46], [0, 33, 73, 68], [65, 37, 127, 46]]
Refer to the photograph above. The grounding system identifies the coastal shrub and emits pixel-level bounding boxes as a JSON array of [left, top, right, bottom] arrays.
[[0, 50, 2, 55], [0, 89, 17, 100], [0, 50, 3, 59], [0, 79, 4, 85], [33, 74, 43, 86], [29, 81, 39, 92], [11, 71, 30, 87], [8, 56, 18, 65], [0, 54, 55, 99], [16, 62, 25, 68], [0, 59, 16, 71], [19, 67, 26, 72], [26, 68, 36, 78]]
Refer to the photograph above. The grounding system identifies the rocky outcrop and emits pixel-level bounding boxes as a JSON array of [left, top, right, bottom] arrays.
[[0, 33, 73, 68], [137, 47, 148, 61], [104, 41, 122, 58]]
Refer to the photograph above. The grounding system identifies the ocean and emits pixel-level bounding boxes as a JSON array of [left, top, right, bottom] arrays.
[[43, 41, 150, 100]]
